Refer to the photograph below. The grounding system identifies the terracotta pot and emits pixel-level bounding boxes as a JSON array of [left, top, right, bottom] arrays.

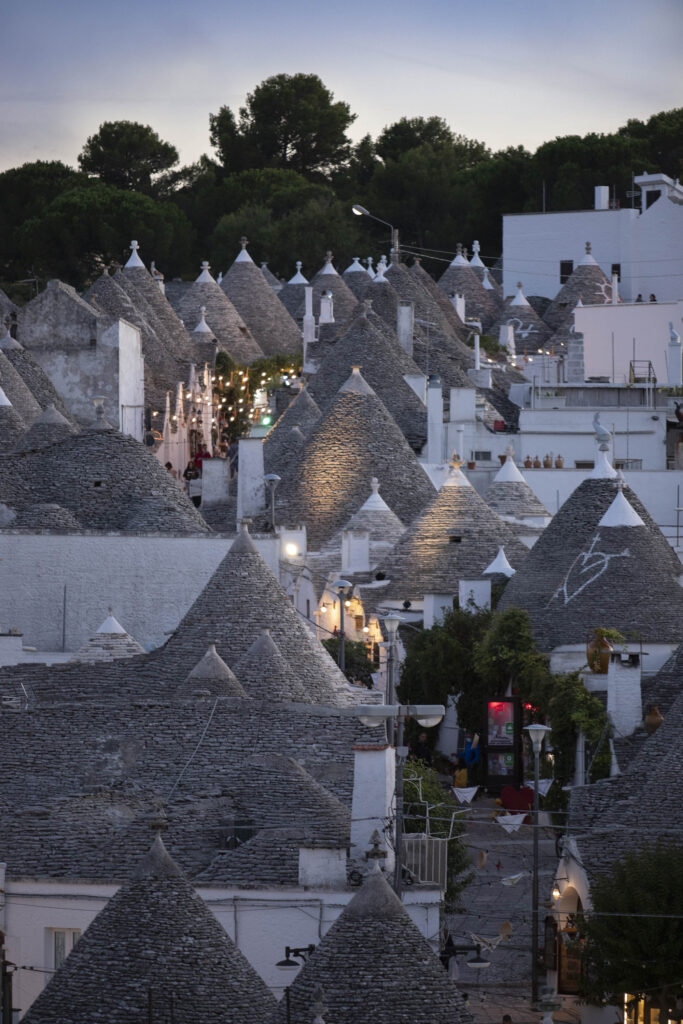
[[533, 456, 541, 468], [467, 460, 476, 470], [555, 455, 564, 468], [499, 454, 507, 465], [543, 453, 553, 469], [644, 705, 664, 735], [524, 456, 533, 469], [586, 629, 613, 674]]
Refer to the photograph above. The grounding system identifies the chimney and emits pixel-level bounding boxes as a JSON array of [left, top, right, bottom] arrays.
[[236, 438, 265, 521], [302, 285, 315, 366], [611, 273, 619, 305], [426, 374, 443, 463], [594, 186, 609, 211], [350, 744, 395, 873], [397, 300, 414, 357], [319, 291, 334, 324]]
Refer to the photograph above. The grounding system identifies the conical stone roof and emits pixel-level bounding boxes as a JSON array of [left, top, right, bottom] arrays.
[[13, 403, 76, 451], [0, 330, 74, 420], [220, 241, 301, 356], [263, 386, 322, 476], [233, 630, 309, 702], [278, 368, 436, 548], [498, 477, 683, 649], [21, 835, 278, 1024], [166, 260, 265, 364], [158, 526, 353, 704], [0, 347, 41, 424], [437, 245, 499, 330], [342, 257, 372, 300], [310, 251, 358, 322], [178, 643, 247, 698], [482, 455, 550, 520], [543, 243, 615, 333], [70, 610, 145, 663], [278, 262, 309, 319], [489, 284, 552, 355], [120, 251, 200, 365], [260, 261, 283, 292], [307, 312, 427, 449], [369, 462, 529, 604], [0, 387, 26, 447], [272, 864, 473, 1024]]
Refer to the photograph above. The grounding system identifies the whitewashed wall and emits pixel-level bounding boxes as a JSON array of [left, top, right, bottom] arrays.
[[0, 533, 279, 653]]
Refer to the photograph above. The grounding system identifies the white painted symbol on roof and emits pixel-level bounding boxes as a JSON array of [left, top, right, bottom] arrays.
[[549, 532, 630, 606]]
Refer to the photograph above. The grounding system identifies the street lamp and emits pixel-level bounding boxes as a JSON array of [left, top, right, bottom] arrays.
[[332, 578, 352, 672], [524, 723, 552, 1006], [348, 703, 445, 897], [275, 945, 316, 1024], [352, 204, 400, 265]]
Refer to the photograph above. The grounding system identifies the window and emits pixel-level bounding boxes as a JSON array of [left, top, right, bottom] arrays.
[[306, 599, 310, 619], [611, 263, 621, 282], [51, 928, 81, 969], [560, 260, 573, 284], [574, 460, 595, 470], [472, 450, 491, 461]]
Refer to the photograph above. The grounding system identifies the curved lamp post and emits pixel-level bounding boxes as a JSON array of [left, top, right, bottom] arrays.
[[352, 204, 400, 264]]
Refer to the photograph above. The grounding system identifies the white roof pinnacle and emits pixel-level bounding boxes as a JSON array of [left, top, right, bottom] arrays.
[[0, 385, 11, 407], [339, 366, 375, 396], [481, 268, 494, 291], [288, 262, 308, 284], [235, 236, 253, 264], [217, 271, 223, 284], [449, 243, 470, 268], [374, 263, 388, 283], [193, 307, 213, 334], [598, 488, 645, 528], [483, 546, 515, 577], [124, 240, 145, 269], [365, 257, 375, 277], [344, 257, 364, 274], [96, 608, 127, 634], [578, 241, 598, 267], [470, 240, 485, 268], [589, 443, 618, 479], [196, 260, 215, 283], [494, 454, 525, 483], [318, 250, 338, 276], [359, 477, 393, 513], [442, 456, 472, 488], [510, 282, 529, 307]]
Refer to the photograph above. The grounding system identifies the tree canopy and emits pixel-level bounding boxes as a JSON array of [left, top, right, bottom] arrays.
[[2, 81, 681, 293], [210, 73, 356, 179], [579, 843, 683, 1016], [78, 120, 179, 195]]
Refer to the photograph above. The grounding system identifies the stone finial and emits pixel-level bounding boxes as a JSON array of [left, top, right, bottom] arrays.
[[325, 250, 333, 263], [365, 829, 387, 861], [125, 239, 145, 269], [449, 452, 464, 471], [296, 261, 302, 271], [366, 256, 374, 277], [371, 477, 379, 495], [473, 240, 480, 255], [456, 243, 463, 257], [586, 241, 592, 254], [240, 236, 248, 249]]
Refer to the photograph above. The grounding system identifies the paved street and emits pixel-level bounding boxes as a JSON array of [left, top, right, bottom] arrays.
[[445, 795, 558, 1024]]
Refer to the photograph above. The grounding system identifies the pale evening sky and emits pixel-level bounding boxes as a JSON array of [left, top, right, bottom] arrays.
[[1, 0, 681, 173]]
